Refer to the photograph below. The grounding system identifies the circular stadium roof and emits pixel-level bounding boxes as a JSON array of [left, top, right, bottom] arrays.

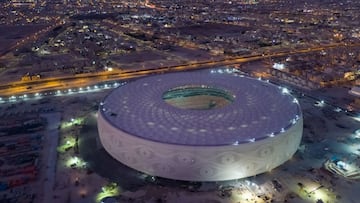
[[100, 70, 301, 146]]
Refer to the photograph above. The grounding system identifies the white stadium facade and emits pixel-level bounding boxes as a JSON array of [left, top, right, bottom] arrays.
[[97, 70, 303, 181]]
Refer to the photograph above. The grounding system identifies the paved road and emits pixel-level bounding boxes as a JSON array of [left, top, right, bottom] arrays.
[[40, 113, 61, 203], [0, 42, 359, 97]]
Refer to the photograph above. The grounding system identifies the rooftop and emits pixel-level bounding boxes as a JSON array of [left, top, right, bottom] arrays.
[[100, 70, 302, 146]]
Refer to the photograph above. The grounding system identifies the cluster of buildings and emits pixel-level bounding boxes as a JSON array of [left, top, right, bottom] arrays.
[[1, 0, 360, 91], [269, 47, 360, 89], [0, 115, 47, 202]]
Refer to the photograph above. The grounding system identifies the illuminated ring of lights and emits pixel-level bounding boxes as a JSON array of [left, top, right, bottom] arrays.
[[97, 70, 303, 181]]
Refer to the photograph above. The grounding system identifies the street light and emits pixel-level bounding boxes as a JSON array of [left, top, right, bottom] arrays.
[[282, 87, 290, 94]]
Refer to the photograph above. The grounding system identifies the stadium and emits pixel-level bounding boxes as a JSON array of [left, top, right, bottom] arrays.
[[97, 70, 303, 181]]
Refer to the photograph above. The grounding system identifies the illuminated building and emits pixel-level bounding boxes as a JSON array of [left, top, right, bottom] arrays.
[[97, 71, 303, 181]]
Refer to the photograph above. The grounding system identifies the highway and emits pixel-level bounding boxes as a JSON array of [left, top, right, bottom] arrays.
[[0, 42, 359, 97]]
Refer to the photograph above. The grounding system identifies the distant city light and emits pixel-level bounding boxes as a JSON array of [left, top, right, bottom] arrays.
[[334, 107, 342, 112], [314, 100, 325, 107], [272, 62, 285, 70]]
